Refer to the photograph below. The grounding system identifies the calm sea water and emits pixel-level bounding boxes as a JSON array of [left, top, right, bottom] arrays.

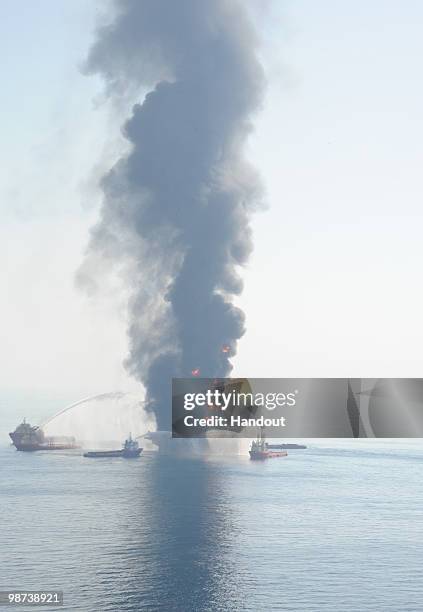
[[1, 440, 423, 612]]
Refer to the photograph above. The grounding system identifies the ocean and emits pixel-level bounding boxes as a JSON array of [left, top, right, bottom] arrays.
[[1, 440, 423, 611]]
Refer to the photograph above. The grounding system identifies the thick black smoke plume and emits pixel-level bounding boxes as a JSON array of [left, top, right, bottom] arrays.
[[82, 0, 264, 430]]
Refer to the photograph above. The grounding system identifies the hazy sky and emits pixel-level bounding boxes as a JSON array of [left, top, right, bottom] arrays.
[[2, 0, 423, 419]]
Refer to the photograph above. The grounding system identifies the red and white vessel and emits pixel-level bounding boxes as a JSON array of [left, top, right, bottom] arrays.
[[249, 428, 288, 460]]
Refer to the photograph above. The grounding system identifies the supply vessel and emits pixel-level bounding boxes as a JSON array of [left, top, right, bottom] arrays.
[[249, 428, 288, 460], [9, 420, 78, 451], [83, 435, 142, 458]]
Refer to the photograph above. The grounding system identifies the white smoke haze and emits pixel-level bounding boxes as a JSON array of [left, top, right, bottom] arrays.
[[143, 430, 250, 456], [78, 0, 265, 433], [42, 393, 249, 454]]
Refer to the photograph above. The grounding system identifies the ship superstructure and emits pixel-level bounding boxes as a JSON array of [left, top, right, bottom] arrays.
[[9, 419, 78, 451]]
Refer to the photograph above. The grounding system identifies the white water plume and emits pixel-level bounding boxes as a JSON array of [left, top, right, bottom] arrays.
[[43, 391, 155, 448]]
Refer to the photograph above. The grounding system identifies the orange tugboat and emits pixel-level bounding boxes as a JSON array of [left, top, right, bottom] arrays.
[[249, 428, 288, 460]]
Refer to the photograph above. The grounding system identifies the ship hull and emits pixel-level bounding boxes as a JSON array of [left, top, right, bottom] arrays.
[[11, 443, 79, 452], [249, 450, 288, 460], [9, 432, 78, 452], [83, 449, 142, 458], [266, 444, 307, 450]]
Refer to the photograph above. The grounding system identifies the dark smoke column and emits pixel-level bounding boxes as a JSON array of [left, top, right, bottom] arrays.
[[82, 0, 264, 429]]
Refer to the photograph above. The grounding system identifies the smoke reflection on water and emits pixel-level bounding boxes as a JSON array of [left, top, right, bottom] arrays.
[[96, 454, 244, 612]]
